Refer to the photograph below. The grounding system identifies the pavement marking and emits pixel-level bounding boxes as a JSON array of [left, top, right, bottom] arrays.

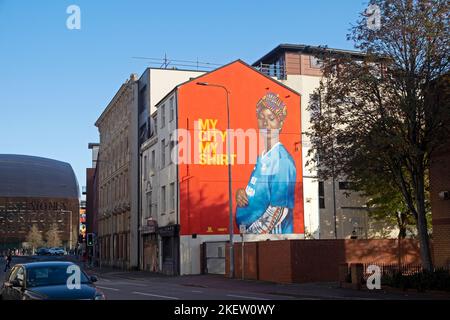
[[111, 281, 148, 287], [125, 282, 148, 287], [132, 291, 179, 300], [191, 290, 203, 293], [226, 294, 269, 300], [96, 286, 120, 292]]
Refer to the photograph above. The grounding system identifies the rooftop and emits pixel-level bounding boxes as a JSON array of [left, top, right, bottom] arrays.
[[252, 43, 365, 66], [0, 154, 79, 199]]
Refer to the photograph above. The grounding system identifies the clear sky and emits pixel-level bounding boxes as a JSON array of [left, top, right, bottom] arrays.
[[0, 0, 368, 196]]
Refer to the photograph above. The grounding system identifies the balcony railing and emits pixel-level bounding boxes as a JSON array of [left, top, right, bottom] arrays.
[[254, 63, 287, 80]]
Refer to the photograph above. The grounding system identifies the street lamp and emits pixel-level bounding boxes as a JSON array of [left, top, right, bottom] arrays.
[[60, 209, 73, 250], [196, 82, 234, 278]]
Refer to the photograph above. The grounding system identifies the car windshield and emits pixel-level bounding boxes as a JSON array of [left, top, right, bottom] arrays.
[[26, 265, 91, 287]]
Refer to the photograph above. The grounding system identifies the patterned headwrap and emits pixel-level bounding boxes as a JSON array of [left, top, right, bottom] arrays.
[[256, 92, 287, 122]]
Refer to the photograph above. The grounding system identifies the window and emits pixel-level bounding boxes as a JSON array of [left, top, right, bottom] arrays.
[[310, 56, 323, 69], [169, 140, 175, 165], [161, 139, 165, 167], [151, 150, 156, 171], [318, 181, 325, 209], [15, 267, 25, 286], [143, 156, 147, 181], [339, 181, 355, 190], [170, 183, 175, 212], [160, 104, 165, 128], [161, 186, 166, 215], [152, 116, 158, 136], [147, 191, 152, 218], [8, 267, 19, 282], [169, 97, 174, 122]]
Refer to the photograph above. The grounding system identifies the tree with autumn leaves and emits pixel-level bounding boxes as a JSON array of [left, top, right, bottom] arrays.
[[307, 0, 449, 270]]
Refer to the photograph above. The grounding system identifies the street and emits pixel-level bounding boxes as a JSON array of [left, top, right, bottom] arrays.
[[2, 255, 449, 300]]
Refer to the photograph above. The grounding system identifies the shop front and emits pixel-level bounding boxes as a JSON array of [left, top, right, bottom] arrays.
[[159, 224, 180, 276]]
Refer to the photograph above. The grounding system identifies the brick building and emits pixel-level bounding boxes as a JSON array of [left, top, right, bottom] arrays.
[[430, 115, 450, 267]]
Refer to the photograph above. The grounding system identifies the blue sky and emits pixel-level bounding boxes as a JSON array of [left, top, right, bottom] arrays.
[[0, 0, 367, 195]]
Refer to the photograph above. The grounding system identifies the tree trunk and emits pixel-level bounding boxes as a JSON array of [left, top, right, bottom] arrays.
[[415, 165, 433, 271], [398, 212, 407, 239]]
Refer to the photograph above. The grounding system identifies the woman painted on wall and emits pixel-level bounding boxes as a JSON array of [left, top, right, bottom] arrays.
[[235, 92, 296, 234]]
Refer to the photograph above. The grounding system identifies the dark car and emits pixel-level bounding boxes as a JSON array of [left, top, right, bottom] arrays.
[[36, 248, 50, 256], [0, 261, 105, 300]]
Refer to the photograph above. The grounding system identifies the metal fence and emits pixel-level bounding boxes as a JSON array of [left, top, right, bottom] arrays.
[[361, 263, 425, 281], [254, 63, 287, 80]]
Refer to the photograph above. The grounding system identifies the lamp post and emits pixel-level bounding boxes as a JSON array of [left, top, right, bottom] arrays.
[[196, 82, 234, 278], [60, 209, 73, 250]]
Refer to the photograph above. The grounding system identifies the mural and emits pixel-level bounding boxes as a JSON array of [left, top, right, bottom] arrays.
[[235, 92, 296, 234], [177, 61, 303, 236]]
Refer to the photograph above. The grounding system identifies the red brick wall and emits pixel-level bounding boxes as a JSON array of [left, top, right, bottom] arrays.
[[430, 138, 450, 268], [343, 239, 422, 264], [291, 240, 346, 283], [257, 241, 293, 283], [226, 239, 423, 283], [232, 242, 259, 280]]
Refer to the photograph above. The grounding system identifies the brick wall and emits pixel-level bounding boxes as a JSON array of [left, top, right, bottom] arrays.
[[430, 138, 450, 268], [291, 240, 346, 283], [226, 239, 423, 283], [258, 241, 293, 283], [232, 242, 259, 280]]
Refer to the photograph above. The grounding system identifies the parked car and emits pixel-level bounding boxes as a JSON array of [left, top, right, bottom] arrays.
[[0, 261, 105, 300], [48, 248, 66, 256], [36, 248, 50, 256]]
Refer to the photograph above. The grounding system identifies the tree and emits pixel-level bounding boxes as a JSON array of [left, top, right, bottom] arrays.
[[307, 0, 449, 270], [25, 225, 44, 254], [46, 223, 62, 248], [361, 174, 419, 239]]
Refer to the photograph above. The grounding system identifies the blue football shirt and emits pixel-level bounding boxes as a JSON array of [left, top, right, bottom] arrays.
[[236, 142, 296, 234]]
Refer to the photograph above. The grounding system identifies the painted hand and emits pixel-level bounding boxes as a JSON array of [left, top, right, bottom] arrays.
[[236, 188, 249, 207]]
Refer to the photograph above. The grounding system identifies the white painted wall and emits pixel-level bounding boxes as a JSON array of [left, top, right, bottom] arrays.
[[179, 233, 304, 275], [280, 74, 399, 240], [180, 235, 229, 275], [280, 75, 322, 239], [156, 91, 178, 227], [149, 69, 205, 114]]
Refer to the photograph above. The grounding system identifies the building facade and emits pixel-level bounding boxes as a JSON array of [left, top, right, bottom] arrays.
[[430, 140, 450, 268], [96, 69, 204, 270], [430, 76, 450, 268], [96, 74, 138, 269], [0, 154, 79, 252], [252, 44, 398, 240], [141, 60, 304, 275], [85, 143, 100, 264], [137, 68, 205, 273]]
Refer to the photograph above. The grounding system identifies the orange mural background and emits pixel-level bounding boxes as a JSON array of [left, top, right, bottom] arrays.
[[177, 61, 303, 236]]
